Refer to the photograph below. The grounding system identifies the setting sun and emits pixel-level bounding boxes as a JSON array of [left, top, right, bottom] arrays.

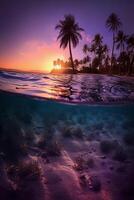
[[53, 64, 61, 70]]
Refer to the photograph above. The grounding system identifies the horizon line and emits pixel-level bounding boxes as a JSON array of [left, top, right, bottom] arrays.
[[0, 67, 49, 74]]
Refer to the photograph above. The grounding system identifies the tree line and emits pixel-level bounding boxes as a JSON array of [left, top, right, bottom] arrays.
[[53, 13, 134, 75]]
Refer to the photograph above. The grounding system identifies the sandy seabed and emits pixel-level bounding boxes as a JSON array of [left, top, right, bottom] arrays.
[[0, 91, 134, 200]]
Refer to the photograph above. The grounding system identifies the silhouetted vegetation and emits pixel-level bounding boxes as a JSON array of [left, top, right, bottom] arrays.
[[54, 13, 134, 75], [55, 14, 84, 72], [106, 13, 122, 70]]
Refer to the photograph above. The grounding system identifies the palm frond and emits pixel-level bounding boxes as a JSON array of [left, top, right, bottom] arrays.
[[55, 14, 84, 49]]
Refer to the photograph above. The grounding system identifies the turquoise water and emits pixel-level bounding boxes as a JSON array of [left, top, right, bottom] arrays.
[[0, 91, 134, 138]]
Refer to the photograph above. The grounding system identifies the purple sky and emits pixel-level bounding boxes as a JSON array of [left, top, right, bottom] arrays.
[[0, 0, 134, 71]]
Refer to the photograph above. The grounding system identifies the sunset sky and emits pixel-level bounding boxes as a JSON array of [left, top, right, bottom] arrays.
[[0, 0, 134, 72]]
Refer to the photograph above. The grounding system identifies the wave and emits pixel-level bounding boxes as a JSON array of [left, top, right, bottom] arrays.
[[0, 71, 40, 81], [0, 70, 134, 104]]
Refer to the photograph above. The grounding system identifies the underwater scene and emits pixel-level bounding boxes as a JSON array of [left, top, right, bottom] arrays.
[[0, 85, 134, 200]]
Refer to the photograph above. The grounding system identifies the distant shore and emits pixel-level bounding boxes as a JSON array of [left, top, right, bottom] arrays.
[[50, 68, 134, 76]]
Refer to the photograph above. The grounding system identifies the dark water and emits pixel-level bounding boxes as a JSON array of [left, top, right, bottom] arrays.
[[0, 70, 134, 103]]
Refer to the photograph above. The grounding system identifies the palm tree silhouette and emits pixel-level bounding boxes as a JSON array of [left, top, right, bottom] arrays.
[[90, 34, 102, 59], [106, 13, 122, 69], [115, 31, 128, 74], [83, 44, 89, 55], [103, 44, 109, 55], [116, 30, 128, 53], [103, 44, 109, 68], [93, 34, 103, 47], [127, 34, 134, 52], [55, 15, 84, 72], [91, 34, 104, 69], [127, 34, 134, 75]]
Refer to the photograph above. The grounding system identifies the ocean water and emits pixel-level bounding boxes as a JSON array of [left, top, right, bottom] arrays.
[[0, 70, 134, 200], [0, 90, 133, 161], [0, 69, 134, 136], [0, 70, 134, 103]]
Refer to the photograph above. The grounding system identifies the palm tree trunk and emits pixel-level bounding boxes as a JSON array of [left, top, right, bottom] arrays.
[[69, 38, 75, 72], [128, 55, 134, 75], [119, 45, 122, 75], [110, 32, 115, 74]]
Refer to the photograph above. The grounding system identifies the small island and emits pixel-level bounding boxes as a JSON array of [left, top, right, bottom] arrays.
[[51, 67, 77, 74]]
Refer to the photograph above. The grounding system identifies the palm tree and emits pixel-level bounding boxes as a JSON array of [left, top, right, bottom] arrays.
[[127, 34, 134, 52], [115, 31, 128, 74], [57, 58, 61, 66], [106, 13, 122, 69], [74, 59, 79, 68], [116, 30, 128, 53], [83, 44, 89, 55], [127, 34, 134, 75], [53, 60, 57, 66], [55, 15, 84, 72], [90, 34, 104, 69], [93, 34, 103, 47], [102, 44, 109, 68], [103, 44, 109, 55], [90, 34, 103, 56]]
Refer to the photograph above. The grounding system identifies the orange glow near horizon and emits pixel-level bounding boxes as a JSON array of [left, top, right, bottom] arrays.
[[53, 64, 62, 70], [0, 32, 89, 72], [0, 40, 66, 72]]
